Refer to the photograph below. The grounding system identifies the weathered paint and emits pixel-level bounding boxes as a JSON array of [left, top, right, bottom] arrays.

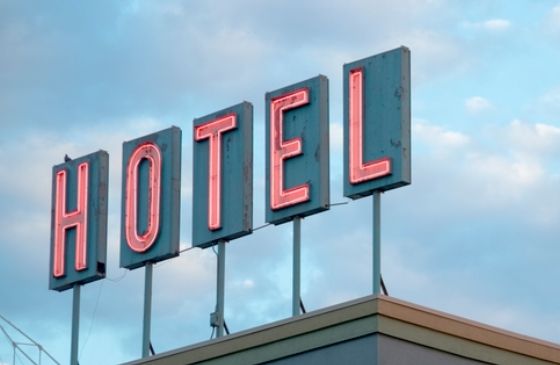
[[192, 102, 253, 248], [265, 75, 330, 225], [49, 150, 109, 291], [120, 127, 181, 269], [343, 47, 411, 198]]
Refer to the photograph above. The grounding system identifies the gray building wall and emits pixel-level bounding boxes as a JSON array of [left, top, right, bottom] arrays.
[[266, 334, 489, 365]]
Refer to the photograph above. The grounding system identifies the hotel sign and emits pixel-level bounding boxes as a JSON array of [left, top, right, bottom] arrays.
[[49, 46, 410, 290]]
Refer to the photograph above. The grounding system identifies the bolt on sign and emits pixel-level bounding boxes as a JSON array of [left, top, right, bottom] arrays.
[[49, 151, 109, 291], [120, 127, 182, 270], [49, 46, 410, 288]]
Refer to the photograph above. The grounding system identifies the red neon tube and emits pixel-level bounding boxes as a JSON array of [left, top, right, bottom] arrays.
[[270, 88, 310, 210], [195, 114, 237, 230], [124, 142, 162, 252], [53, 162, 89, 277], [349, 68, 391, 184]]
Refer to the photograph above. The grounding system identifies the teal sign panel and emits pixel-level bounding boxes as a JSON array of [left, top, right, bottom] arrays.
[[192, 102, 253, 248], [120, 127, 181, 269], [49, 150, 109, 291], [343, 47, 411, 199], [265, 75, 330, 225]]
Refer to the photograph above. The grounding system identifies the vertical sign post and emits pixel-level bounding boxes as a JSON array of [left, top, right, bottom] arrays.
[[343, 47, 411, 295], [292, 217, 301, 316], [121, 127, 182, 357], [372, 192, 381, 294], [265, 75, 329, 316], [142, 262, 153, 357], [193, 102, 253, 337], [215, 240, 226, 337], [71, 284, 80, 365], [50, 150, 109, 365]]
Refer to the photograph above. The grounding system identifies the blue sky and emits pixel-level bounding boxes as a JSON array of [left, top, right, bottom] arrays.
[[1, 1, 560, 364]]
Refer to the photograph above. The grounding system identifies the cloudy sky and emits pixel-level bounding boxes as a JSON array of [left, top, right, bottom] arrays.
[[1, 1, 560, 364]]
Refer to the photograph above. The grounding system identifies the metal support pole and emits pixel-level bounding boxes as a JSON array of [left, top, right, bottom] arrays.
[[142, 263, 153, 358], [292, 217, 301, 316], [373, 192, 381, 295], [70, 284, 81, 365], [216, 240, 226, 338]]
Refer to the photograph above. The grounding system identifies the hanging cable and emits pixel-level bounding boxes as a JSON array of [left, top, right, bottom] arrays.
[[106, 269, 127, 283], [330, 201, 350, 207], [252, 223, 271, 232], [380, 275, 389, 296], [80, 281, 104, 358], [299, 298, 307, 314], [180, 245, 200, 254]]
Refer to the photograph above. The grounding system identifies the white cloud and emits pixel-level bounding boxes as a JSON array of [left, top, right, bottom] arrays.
[[0, 116, 166, 207], [413, 121, 470, 148], [411, 119, 560, 213], [506, 120, 560, 157], [548, 4, 560, 34], [380, 29, 466, 84], [463, 18, 512, 32], [465, 96, 492, 113], [330, 122, 344, 153], [465, 152, 544, 203], [482, 18, 511, 31], [539, 87, 560, 110]]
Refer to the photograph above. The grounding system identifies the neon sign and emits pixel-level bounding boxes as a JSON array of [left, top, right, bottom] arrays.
[[193, 102, 253, 248], [120, 127, 182, 270], [269, 88, 311, 210], [348, 68, 392, 184], [53, 162, 89, 277], [124, 142, 162, 253], [194, 114, 237, 231], [343, 48, 411, 198], [49, 151, 109, 291], [266, 75, 330, 224], [50, 46, 410, 287]]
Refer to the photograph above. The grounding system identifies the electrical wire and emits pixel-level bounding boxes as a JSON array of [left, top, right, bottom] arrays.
[[381, 275, 389, 296], [180, 245, 199, 254], [106, 269, 127, 283], [299, 298, 307, 314], [154, 245, 201, 268], [80, 281, 104, 358], [249, 201, 350, 233], [252, 223, 271, 232], [330, 201, 350, 207]]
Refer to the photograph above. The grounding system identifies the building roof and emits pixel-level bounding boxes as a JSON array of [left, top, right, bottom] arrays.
[[123, 295, 560, 365]]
